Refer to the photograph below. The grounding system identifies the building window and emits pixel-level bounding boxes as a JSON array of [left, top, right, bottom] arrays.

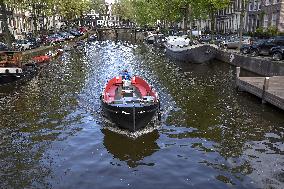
[[249, 2, 253, 11], [254, 1, 257, 10], [271, 13, 277, 26], [258, 1, 261, 10], [263, 14, 268, 28], [273, 0, 280, 4]]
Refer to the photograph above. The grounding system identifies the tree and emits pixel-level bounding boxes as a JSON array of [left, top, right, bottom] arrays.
[[1, 0, 13, 47], [197, 0, 230, 38], [113, 0, 145, 26], [238, 0, 249, 49], [91, 0, 105, 14], [58, 0, 91, 26], [1, 0, 28, 46]]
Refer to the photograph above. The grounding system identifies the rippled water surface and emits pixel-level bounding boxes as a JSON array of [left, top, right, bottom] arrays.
[[0, 41, 283, 189]]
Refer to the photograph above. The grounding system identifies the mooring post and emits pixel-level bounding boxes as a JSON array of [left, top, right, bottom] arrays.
[[236, 67, 241, 91], [98, 29, 102, 41], [262, 77, 270, 104], [134, 28, 137, 43], [236, 67, 240, 78], [115, 29, 118, 42]]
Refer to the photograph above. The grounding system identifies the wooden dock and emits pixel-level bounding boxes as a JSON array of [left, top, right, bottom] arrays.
[[236, 67, 284, 110]]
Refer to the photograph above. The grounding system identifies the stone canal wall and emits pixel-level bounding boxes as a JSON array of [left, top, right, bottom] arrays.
[[216, 49, 284, 76]]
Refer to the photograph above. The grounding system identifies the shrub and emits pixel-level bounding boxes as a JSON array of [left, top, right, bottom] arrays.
[[267, 26, 278, 36]]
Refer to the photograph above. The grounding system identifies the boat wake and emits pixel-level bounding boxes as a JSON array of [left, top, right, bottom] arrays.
[[102, 115, 161, 139]]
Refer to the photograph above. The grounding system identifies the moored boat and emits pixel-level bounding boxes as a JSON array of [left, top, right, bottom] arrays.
[[144, 32, 164, 45], [153, 34, 166, 48], [101, 73, 160, 132], [32, 48, 63, 65], [165, 36, 218, 63], [0, 51, 37, 85]]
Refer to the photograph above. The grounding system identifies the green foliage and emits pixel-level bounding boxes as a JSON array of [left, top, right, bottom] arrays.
[[112, 0, 230, 27], [255, 27, 264, 36], [113, 0, 134, 19], [58, 0, 92, 20], [4, 0, 92, 21], [267, 26, 278, 36], [254, 26, 278, 37], [90, 0, 105, 14]]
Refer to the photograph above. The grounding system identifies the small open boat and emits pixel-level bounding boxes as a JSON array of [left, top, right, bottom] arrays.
[[32, 55, 51, 65], [32, 49, 63, 66], [101, 75, 160, 132], [0, 51, 37, 85]]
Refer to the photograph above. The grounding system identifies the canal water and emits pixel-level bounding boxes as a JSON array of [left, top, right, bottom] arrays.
[[0, 41, 283, 189]]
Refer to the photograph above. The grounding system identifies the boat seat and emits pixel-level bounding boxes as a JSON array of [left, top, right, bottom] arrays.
[[107, 97, 114, 102], [106, 85, 117, 97], [114, 77, 122, 86], [134, 84, 148, 97]]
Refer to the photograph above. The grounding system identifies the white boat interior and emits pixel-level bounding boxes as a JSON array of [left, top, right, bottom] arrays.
[[165, 36, 218, 52], [0, 67, 22, 74]]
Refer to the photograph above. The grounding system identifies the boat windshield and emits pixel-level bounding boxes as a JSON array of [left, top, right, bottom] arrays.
[[113, 100, 124, 104], [123, 92, 133, 97], [125, 99, 141, 104], [112, 99, 141, 104]]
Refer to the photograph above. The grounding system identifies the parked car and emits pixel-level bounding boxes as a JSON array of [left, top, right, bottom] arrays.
[[249, 36, 284, 57], [46, 34, 65, 45], [79, 27, 88, 34], [0, 42, 11, 51], [270, 46, 284, 61], [69, 29, 83, 37], [220, 36, 251, 49], [12, 39, 32, 51], [87, 34, 97, 42], [213, 34, 226, 46], [39, 34, 49, 45], [240, 39, 267, 54], [198, 35, 211, 43], [58, 32, 75, 40], [27, 37, 41, 49]]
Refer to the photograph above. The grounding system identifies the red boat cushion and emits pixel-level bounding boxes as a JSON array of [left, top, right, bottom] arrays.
[[135, 84, 148, 96], [105, 85, 117, 102]]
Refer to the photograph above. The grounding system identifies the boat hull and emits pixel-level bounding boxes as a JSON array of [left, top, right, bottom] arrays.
[[165, 44, 217, 63], [102, 102, 159, 132], [0, 74, 23, 85], [0, 64, 38, 86]]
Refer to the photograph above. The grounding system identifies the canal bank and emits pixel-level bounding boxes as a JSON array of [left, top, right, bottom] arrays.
[[21, 30, 95, 61], [216, 49, 284, 76], [214, 49, 284, 111]]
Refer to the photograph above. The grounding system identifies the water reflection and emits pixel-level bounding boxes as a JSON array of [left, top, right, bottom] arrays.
[[102, 129, 160, 168], [0, 41, 283, 189], [0, 49, 87, 188]]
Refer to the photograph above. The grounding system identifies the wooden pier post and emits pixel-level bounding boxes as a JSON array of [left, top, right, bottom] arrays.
[[235, 75, 284, 110], [262, 77, 270, 104]]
